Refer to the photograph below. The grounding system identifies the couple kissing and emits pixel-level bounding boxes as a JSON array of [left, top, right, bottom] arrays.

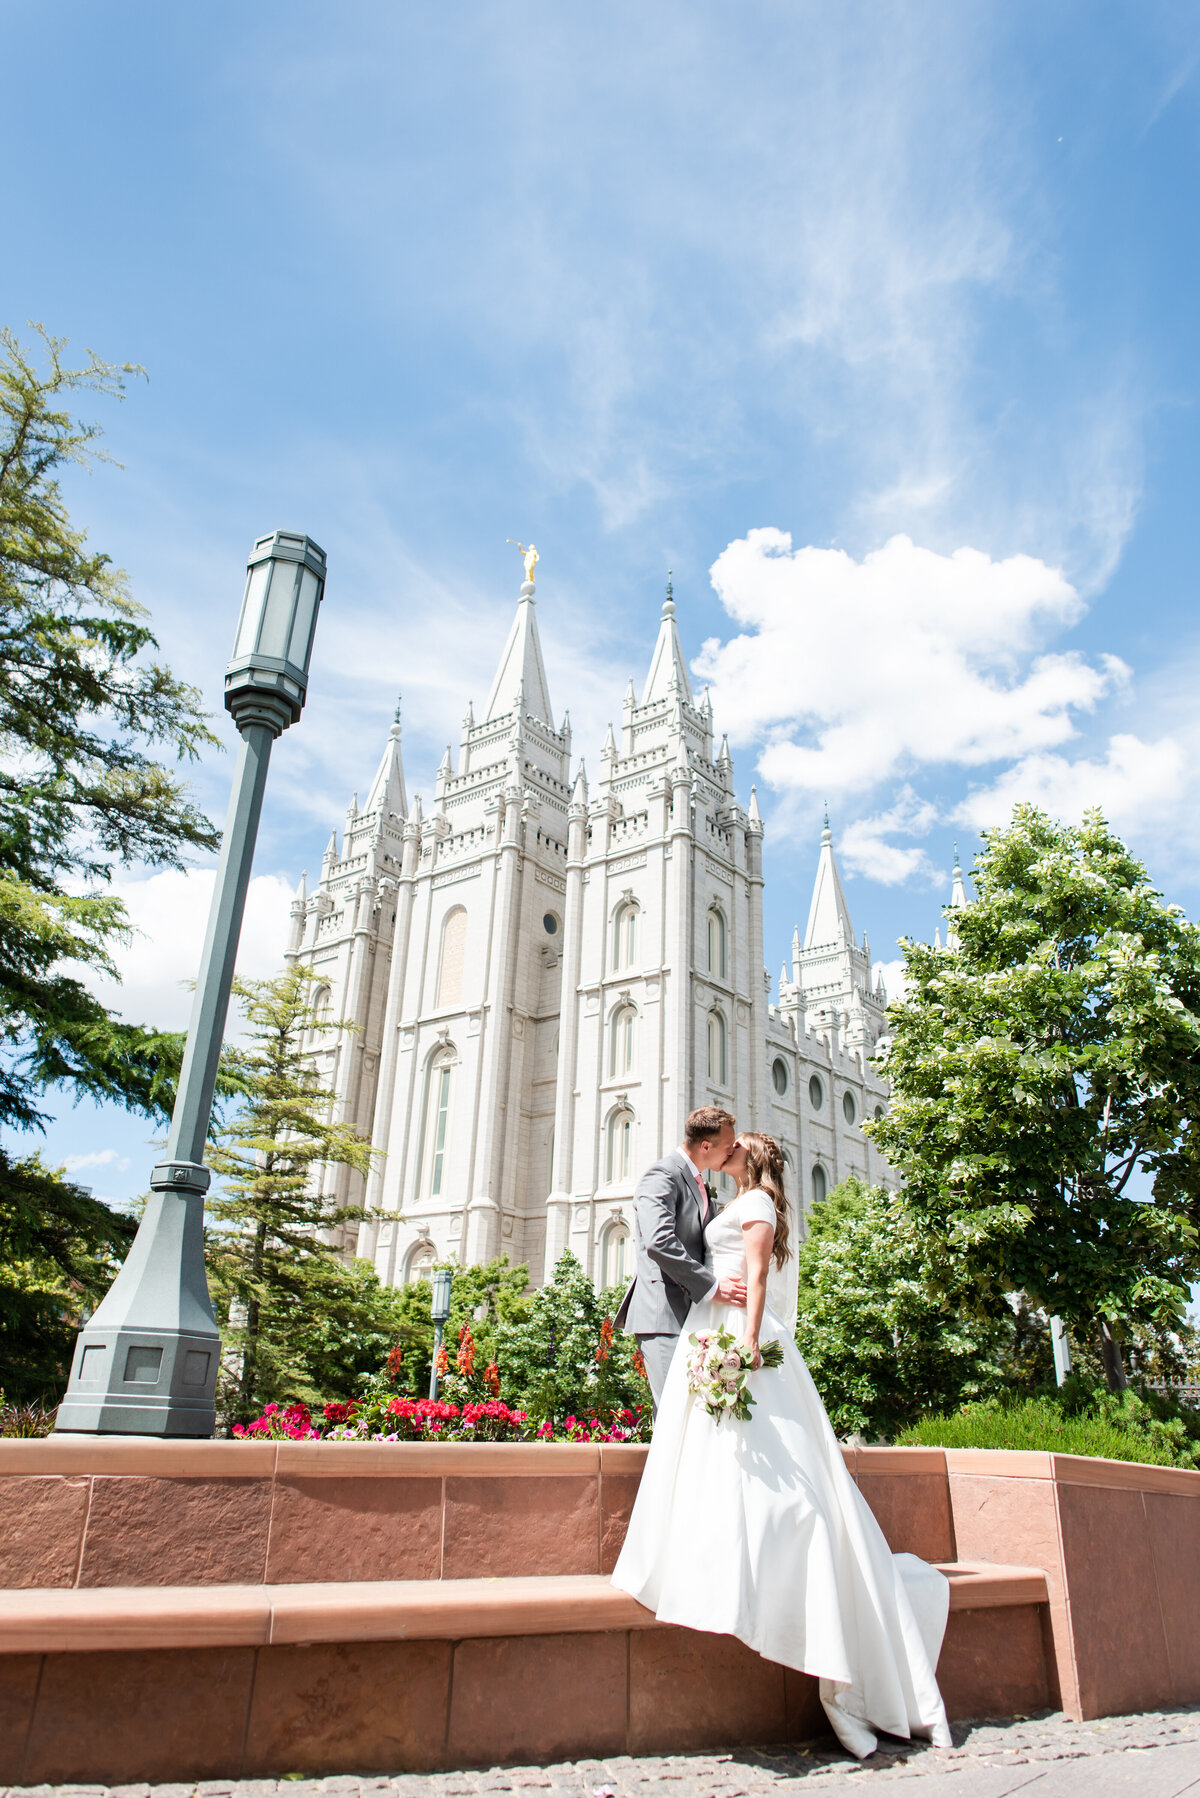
[[610, 1105, 954, 1761]]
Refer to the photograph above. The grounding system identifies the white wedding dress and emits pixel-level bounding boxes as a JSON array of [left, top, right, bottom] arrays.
[[612, 1190, 953, 1760]]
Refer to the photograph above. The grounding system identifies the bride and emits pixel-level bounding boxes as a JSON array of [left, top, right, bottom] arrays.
[[611, 1131, 953, 1760]]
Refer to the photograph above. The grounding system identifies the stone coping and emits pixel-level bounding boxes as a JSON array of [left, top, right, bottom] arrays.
[[5, 1437, 1198, 1495], [0, 1563, 1048, 1655]]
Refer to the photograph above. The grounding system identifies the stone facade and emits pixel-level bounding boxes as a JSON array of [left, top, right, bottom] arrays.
[[286, 578, 897, 1290]]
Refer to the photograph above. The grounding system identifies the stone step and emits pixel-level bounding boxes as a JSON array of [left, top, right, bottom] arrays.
[[0, 1563, 1054, 1784], [0, 1561, 1048, 1653]]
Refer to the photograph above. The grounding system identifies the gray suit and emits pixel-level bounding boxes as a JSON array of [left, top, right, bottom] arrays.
[[614, 1149, 718, 1405]]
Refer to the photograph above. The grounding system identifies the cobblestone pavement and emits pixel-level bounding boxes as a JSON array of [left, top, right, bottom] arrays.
[[8, 1707, 1200, 1798]]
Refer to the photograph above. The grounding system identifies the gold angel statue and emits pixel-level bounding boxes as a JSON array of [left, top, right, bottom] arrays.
[[507, 539, 539, 588]]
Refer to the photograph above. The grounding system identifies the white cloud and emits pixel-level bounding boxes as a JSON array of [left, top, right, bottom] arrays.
[[840, 788, 942, 886], [61, 1149, 130, 1175], [955, 732, 1188, 838], [83, 869, 295, 1033], [697, 530, 1120, 799]]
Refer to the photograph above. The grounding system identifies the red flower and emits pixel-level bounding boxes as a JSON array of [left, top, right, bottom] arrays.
[[632, 1347, 647, 1380], [456, 1324, 476, 1376], [483, 1360, 501, 1396], [386, 1343, 405, 1383], [435, 1345, 450, 1376], [323, 1401, 356, 1426], [596, 1317, 614, 1364]]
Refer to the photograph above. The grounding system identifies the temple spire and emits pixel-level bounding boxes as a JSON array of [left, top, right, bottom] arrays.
[[803, 816, 855, 950], [364, 708, 408, 819], [484, 579, 554, 726], [641, 574, 693, 705]]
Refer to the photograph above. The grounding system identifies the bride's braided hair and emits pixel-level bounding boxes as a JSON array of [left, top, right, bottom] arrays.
[[738, 1131, 791, 1268]]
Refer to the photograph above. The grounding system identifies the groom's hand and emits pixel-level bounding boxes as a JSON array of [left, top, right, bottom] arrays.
[[714, 1276, 747, 1306]]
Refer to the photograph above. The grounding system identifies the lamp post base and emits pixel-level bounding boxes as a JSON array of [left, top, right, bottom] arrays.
[[53, 1184, 221, 1438], [54, 1323, 220, 1437]]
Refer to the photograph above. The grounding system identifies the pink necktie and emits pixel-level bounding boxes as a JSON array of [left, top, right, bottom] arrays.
[[693, 1171, 709, 1224]]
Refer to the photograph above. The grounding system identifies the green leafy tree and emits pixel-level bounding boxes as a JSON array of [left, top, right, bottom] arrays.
[[1, 324, 220, 1398], [0, 1150, 135, 1402], [794, 1178, 1025, 1438], [375, 1256, 534, 1400], [205, 966, 381, 1425], [494, 1250, 646, 1427], [866, 806, 1200, 1390]]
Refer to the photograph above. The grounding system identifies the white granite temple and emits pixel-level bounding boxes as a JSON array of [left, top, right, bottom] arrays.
[[286, 575, 901, 1290]]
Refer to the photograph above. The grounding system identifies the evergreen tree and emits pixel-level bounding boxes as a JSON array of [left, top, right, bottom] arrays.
[[1, 324, 220, 1398], [205, 966, 380, 1425], [867, 806, 1200, 1389], [793, 1177, 1035, 1439]]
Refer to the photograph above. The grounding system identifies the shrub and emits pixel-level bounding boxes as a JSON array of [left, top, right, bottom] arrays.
[[897, 1386, 1200, 1469]]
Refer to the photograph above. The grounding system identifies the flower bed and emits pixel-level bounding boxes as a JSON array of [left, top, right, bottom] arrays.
[[232, 1396, 648, 1443]]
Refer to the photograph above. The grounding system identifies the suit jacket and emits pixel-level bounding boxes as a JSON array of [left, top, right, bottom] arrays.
[[613, 1149, 718, 1336]]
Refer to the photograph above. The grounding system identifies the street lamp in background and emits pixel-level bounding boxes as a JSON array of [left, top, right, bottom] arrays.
[[56, 532, 327, 1437], [428, 1268, 454, 1401]]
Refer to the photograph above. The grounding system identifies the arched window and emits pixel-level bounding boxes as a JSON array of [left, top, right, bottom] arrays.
[[609, 1003, 636, 1076], [601, 1220, 630, 1288], [613, 901, 639, 971], [707, 906, 728, 978], [811, 1164, 827, 1205], [706, 1009, 728, 1086], [842, 1090, 857, 1125], [310, 984, 333, 1040], [404, 1239, 435, 1285], [606, 1107, 635, 1183], [422, 1048, 455, 1198], [873, 1104, 884, 1121], [808, 1074, 825, 1110], [436, 907, 467, 1008]]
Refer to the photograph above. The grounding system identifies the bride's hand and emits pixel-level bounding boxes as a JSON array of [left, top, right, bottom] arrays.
[[743, 1339, 762, 1370]]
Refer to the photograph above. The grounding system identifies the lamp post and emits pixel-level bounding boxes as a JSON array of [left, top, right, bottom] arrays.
[[55, 532, 327, 1437], [428, 1267, 453, 1401]]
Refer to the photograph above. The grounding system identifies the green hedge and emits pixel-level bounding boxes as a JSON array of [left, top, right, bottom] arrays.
[[896, 1390, 1200, 1469]]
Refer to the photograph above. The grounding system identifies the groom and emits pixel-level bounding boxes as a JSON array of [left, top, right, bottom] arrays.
[[614, 1105, 746, 1409]]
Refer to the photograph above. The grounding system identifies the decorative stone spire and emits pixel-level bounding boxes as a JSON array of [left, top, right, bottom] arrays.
[[641, 573, 693, 706], [484, 579, 554, 725], [747, 785, 763, 826], [322, 828, 339, 871], [803, 816, 856, 950], [364, 708, 408, 819], [571, 760, 589, 807], [946, 842, 970, 949], [601, 721, 617, 760]]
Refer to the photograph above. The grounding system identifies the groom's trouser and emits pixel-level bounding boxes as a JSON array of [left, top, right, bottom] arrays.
[[636, 1333, 678, 1413]]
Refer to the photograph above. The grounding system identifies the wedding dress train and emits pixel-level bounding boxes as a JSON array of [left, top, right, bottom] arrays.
[[611, 1190, 953, 1760]]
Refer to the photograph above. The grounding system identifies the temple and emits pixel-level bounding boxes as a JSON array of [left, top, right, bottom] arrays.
[[287, 574, 913, 1289]]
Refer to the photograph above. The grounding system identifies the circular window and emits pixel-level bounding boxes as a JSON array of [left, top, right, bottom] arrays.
[[808, 1075, 824, 1110], [843, 1091, 856, 1125], [543, 911, 559, 935], [772, 1057, 788, 1096], [874, 1105, 884, 1121]]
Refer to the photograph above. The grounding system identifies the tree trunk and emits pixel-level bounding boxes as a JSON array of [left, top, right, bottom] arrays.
[[1099, 1318, 1128, 1393]]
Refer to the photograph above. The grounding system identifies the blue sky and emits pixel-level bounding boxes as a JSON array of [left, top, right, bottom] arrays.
[[3, 3, 1199, 1196]]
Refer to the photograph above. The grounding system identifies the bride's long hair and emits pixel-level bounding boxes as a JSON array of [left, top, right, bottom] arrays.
[[736, 1131, 791, 1269]]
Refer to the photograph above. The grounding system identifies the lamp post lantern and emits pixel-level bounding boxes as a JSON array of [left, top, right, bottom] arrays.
[[428, 1267, 453, 1401], [55, 532, 327, 1437]]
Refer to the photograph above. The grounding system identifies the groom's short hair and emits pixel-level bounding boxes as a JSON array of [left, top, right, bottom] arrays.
[[684, 1106, 736, 1145]]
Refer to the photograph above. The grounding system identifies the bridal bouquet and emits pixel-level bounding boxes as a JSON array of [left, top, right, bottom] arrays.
[[686, 1327, 784, 1423]]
